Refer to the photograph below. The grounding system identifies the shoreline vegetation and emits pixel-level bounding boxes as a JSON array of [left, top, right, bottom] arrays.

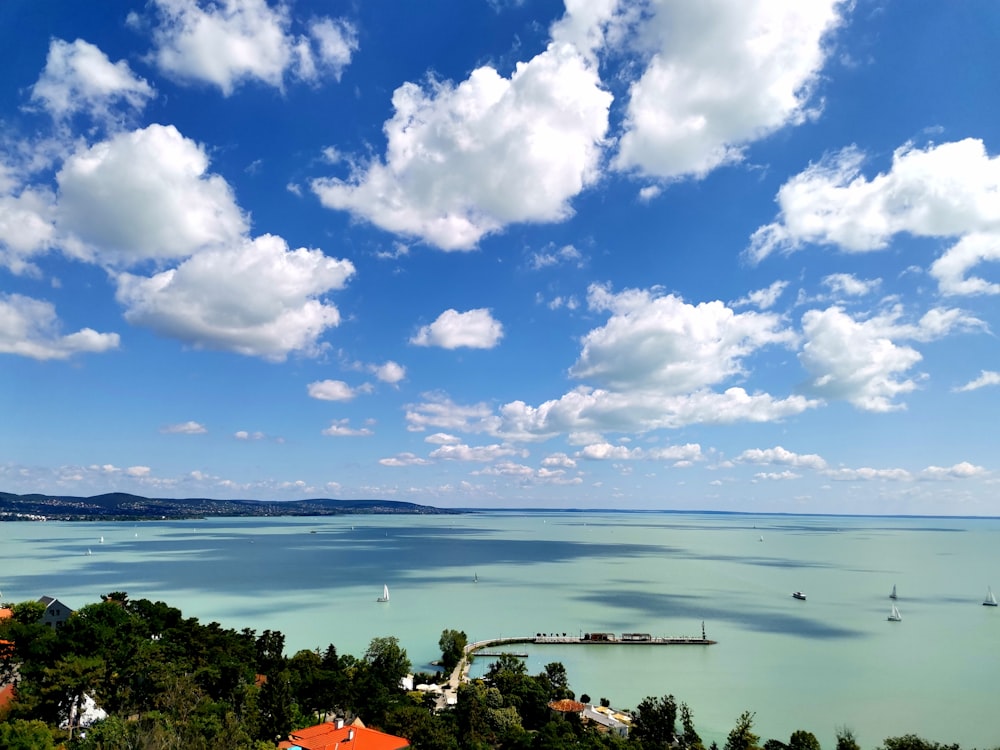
[[0, 491, 459, 522], [0, 594, 990, 750]]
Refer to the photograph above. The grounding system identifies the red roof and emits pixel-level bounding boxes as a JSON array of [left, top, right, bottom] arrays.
[[548, 699, 586, 713], [0, 683, 15, 712], [0, 607, 12, 620], [284, 721, 409, 750]]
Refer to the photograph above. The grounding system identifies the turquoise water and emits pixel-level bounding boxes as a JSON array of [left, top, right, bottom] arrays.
[[2, 512, 998, 749]]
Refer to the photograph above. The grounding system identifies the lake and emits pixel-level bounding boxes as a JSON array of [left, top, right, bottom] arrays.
[[1, 511, 998, 748]]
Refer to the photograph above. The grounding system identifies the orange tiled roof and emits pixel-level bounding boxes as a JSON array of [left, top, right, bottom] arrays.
[[285, 721, 409, 750], [0, 683, 15, 712], [0, 608, 12, 620], [548, 699, 586, 713]]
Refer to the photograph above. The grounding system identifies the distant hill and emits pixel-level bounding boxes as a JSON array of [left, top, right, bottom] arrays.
[[0, 491, 457, 521]]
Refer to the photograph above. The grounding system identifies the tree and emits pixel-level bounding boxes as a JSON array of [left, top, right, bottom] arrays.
[[541, 662, 572, 700], [258, 669, 295, 742], [438, 629, 467, 673], [725, 711, 761, 750], [365, 636, 411, 691], [633, 694, 678, 748], [788, 730, 822, 750], [880, 736, 960, 750], [680, 701, 705, 750], [256, 629, 286, 678], [0, 719, 57, 750], [836, 727, 861, 750]]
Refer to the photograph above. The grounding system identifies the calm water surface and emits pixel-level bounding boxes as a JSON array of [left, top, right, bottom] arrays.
[[2, 512, 998, 749]]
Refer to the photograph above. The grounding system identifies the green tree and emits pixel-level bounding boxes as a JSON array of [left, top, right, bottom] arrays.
[[255, 629, 287, 678], [880, 736, 960, 750], [258, 669, 295, 742], [788, 730, 822, 750], [836, 727, 861, 750], [438, 629, 468, 673], [724, 711, 761, 750], [633, 694, 678, 748], [541, 662, 572, 701], [680, 701, 705, 750], [0, 719, 57, 749]]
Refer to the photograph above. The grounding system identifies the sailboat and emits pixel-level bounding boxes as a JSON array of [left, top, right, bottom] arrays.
[[890, 584, 897, 600], [983, 586, 998, 607], [473, 572, 478, 583], [888, 604, 902, 621], [377, 584, 389, 603]]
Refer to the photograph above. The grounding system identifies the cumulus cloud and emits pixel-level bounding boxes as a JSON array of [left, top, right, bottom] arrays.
[[738, 445, 827, 470], [570, 283, 795, 393], [953, 370, 1000, 392], [614, 0, 846, 179], [799, 305, 983, 411], [411, 308, 504, 349], [322, 419, 373, 437], [115, 234, 355, 360], [0, 186, 58, 274], [823, 467, 912, 481], [405, 394, 499, 433], [379, 452, 431, 467], [146, 0, 357, 94], [31, 38, 154, 121], [0, 293, 120, 360], [311, 41, 611, 249], [429, 443, 526, 462], [579, 442, 702, 463], [373, 360, 406, 384], [822, 273, 880, 298], [234, 430, 265, 440], [748, 139, 1000, 286], [732, 280, 788, 310], [57, 124, 248, 265], [308, 379, 363, 402], [920, 462, 986, 480], [161, 420, 207, 434]]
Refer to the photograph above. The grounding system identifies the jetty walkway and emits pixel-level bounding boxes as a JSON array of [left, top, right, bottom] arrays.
[[436, 630, 715, 710]]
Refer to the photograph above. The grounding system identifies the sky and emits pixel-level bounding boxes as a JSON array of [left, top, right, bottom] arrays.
[[1, 1, 999, 515]]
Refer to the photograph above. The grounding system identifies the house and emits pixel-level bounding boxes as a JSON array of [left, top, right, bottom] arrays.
[[0, 683, 15, 715], [582, 703, 632, 738], [280, 718, 410, 750], [37, 596, 73, 630]]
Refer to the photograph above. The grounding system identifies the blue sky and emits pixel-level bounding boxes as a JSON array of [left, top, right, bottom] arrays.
[[2, 0, 999, 514]]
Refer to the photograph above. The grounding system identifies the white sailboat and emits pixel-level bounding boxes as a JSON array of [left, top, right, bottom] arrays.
[[889, 584, 897, 600], [473, 572, 478, 583], [377, 584, 389, 603], [888, 604, 901, 621], [983, 586, 998, 607]]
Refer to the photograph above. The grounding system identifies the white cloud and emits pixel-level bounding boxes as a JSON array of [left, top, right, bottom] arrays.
[[732, 280, 788, 310], [953, 370, 1000, 393], [748, 139, 1000, 272], [930, 233, 1000, 296], [405, 394, 499, 434], [126, 466, 152, 477], [637, 185, 662, 203], [920, 462, 986, 480], [0, 293, 120, 360], [57, 124, 248, 265], [234, 430, 265, 440], [161, 421, 207, 434], [308, 379, 361, 402], [115, 234, 355, 360], [411, 308, 504, 349], [738, 446, 827, 470], [753, 471, 801, 481], [379, 452, 431, 467], [30, 38, 154, 121], [822, 273, 880, 298], [322, 419, 373, 437], [614, 0, 846, 179], [579, 442, 702, 463], [0, 187, 57, 274], [146, 0, 357, 94], [529, 244, 583, 270], [824, 467, 912, 481], [799, 305, 983, 411], [541, 452, 577, 468], [311, 41, 611, 249], [570, 283, 795, 393], [425, 432, 461, 445], [429, 443, 526, 462], [373, 360, 406, 384]]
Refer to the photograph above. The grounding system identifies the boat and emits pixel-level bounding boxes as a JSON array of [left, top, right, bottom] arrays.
[[888, 604, 901, 621], [984, 587, 998, 607], [792, 591, 806, 601], [473, 572, 478, 583], [890, 584, 897, 600], [759, 535, 764, 542], [377, 584, 389, 603]]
